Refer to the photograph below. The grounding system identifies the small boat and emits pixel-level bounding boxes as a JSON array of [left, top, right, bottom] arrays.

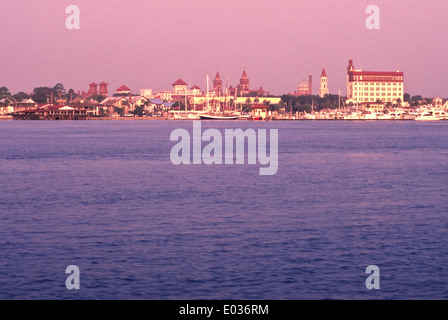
[[199, 114, 239, 120]]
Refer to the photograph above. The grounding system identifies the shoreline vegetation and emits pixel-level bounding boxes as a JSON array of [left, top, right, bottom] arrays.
[[1, 85, 447, 121]]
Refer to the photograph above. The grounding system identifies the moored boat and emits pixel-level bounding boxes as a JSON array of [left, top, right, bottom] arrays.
[[198, 114, 239, 120], [414, 111, 441, 121]]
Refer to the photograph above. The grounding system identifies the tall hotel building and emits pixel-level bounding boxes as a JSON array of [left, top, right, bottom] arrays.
[[347, 59, 404, 104]]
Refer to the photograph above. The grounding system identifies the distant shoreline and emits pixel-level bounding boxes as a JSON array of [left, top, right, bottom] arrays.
[[87, 117, 166, 120]]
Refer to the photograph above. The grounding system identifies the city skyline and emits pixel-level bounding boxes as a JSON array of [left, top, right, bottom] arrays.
[[1, 0, 447, 97]]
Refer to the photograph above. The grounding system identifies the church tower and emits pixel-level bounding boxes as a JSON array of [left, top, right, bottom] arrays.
[[319, 68, 329, 98], [239, 70, 250, 95], [213, 72, 223, 96]]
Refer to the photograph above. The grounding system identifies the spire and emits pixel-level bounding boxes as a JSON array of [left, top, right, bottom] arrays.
[[241, 70, 248, 79], [321, 68, 327, 77], [215, 72, 221, 80]]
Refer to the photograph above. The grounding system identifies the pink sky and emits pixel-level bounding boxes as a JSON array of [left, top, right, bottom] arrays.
[[1, 0, 447, 97]]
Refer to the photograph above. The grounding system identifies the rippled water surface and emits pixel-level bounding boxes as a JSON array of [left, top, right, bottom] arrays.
[[0, 120, 447, 299]]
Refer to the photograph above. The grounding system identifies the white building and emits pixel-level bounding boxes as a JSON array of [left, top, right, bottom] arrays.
[[347, 59, 404, 104], [319, 68, 329, 98]]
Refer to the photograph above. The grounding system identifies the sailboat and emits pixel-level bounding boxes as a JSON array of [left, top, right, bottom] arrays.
[[199, 75, 239, 120]]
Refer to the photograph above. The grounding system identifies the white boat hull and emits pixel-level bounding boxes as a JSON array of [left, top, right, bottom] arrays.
[[199, 114, 239, 120]]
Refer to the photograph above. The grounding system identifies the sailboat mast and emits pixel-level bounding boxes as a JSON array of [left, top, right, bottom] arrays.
[[206, 75, 209, 113]]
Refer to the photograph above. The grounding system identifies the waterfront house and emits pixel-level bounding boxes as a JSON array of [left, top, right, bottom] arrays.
[[43, 105, 87, 120], [100, 96, 130, 115], [251, 104, 271, 120]]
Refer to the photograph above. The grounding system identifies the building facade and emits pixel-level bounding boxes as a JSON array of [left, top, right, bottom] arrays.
[[347, 59, 404, 104], [172, 79, 188, 94], [319, 69, 329, 98]]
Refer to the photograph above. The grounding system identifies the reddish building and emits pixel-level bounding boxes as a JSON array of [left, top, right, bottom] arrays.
[[213, 72, 223, 96], [99, 82, 108, 97], [88, 83, 98, 96], [238, 70, 250, 95]]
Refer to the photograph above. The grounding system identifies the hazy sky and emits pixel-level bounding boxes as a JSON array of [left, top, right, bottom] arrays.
[[1, 0, 447, 97]]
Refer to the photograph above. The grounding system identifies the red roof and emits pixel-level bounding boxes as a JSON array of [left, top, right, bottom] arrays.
[[172, 79, 187, 86], [241, 70, 248, 79], [321, 68, 327, 77], [89, 82, 98, 86], [348, 70, 404, 82], [191, 85, 201, 90], [116, 85, 130, 92], [250, 104, 270, 109], [99, 82, 108, 85], [214, 72, 221, 80]]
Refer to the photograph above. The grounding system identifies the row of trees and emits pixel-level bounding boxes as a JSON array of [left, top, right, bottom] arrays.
[[280, 94, 343, 113], [0, 84, 89, 105]]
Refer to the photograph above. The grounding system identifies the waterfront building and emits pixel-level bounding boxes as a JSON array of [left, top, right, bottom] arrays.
[[130, 96, 148, 107], [319, 69, 329, 98], [145, 98, 174, 114], [172, 79, 188, 94], [100, 96, 131, 114], [251, 104, 271, 120], [347, 59, 404, 104]]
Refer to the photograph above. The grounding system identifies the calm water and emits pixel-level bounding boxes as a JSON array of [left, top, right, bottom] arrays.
[[0, 120, 447, 300]]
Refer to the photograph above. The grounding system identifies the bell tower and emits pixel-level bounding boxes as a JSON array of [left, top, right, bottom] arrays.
[[213, 72, 223, 96], [239, 70, 250, 95], [319, 68, 329, 98]]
